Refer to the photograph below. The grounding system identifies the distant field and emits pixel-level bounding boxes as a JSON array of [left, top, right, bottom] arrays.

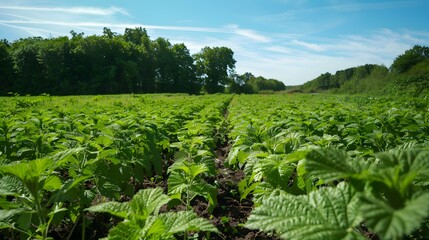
[[1, 94, 428, 239]]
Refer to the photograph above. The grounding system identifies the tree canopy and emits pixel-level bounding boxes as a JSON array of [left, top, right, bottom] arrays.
[[391, 45, 429, 73], [0, 28, 285, 96], [297, 45, 429, 96], [194, 47, 236, 93]]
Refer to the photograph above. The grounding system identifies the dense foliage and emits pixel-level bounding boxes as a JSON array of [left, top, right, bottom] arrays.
[[0, 28, 285, 95], [1, 93, 428, 239], [299, 45, 429, 96], [226, 94, 429, 239]]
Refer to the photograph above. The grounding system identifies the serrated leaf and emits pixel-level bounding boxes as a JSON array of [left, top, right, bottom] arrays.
[[0, 158, 52, 182], [376, 149, 429, 190], [106, 221, 142, 240], [0, 222, 13, 229], [189, 182, 217, 212], [253, 154, 295, 190], [246, 182, 364, 240], [43, 175, 62, 191], [0, 208, 25, 221], [130, 188, 171, 219], [141, 217, 168, 240], [0, 175, 28, 196], [252, 182, 288, 205], [159, 211, 219, 234], [167, 170, 189, 196], [85, 201, 130, 219], [361, 192, 429, 239], [304, 148, 369, 183]]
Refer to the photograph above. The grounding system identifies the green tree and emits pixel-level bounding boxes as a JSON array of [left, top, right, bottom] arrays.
[[11, 38, 45, 95], [391, 45, 429, 73], [124, 27, 147, 45], [37, 37, 71, 95], [0, 40, 14, 95], [102, 27, 116, 39], [152, 38, 176, 92], [172, 43, 200, 94], [194, 46, 236, 93]]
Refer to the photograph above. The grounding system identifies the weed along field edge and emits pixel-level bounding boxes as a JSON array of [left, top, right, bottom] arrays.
[[1, 93, 428, 239]]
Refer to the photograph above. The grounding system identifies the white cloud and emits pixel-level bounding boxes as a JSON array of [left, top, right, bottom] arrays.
[[0, 5, 128, 16], [226, 24, 271, 43], [1, 3, 428, 85], [291, 40, 325, 52]]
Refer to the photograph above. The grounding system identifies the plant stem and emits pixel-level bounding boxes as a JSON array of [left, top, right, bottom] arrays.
[[66, 212, 80, 240], [82, 212, 86, 240]]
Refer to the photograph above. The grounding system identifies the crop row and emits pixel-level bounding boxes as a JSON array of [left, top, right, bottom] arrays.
[[226, 94, 429, 239], [1, 94, 429, 239], [0, 94, 231, 239]]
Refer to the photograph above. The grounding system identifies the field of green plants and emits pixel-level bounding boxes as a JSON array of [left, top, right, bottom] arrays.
[[1, 94, 428, 240]]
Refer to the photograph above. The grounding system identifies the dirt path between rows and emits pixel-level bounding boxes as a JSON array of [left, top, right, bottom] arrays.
[[192, 98, 276, 240]]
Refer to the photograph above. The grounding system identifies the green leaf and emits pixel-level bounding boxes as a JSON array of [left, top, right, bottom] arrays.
[[0, 208, 25, 221], [106, 221, 142, 240], [168, 161, 209, 178], [253, 154, 295, 190], [374, 149, 429, 192], [130, 188, 171, 219], [43, 175, 62, 191], [361, 192, 429, 239], [0, 175, 28, 196], [252, 182, 288, 205], [159, 211, 219, 234], [0, 158, 53, 182], [85, 201, 131, 219], [246, 182, 364, 240], [168, 170, 189, 196], [189, 182, 218, 213], [141, 217, 168, 240], [304, 149, 366, 183]]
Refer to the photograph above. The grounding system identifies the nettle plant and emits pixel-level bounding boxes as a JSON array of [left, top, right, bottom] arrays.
[[86, 188, 219, 239], [167, 151, 217, 213], [246, 148, 429, 240], [0, 157, 66, 239]]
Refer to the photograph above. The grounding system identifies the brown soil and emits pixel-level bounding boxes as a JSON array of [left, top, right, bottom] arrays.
[[192, 143, 278, 240]]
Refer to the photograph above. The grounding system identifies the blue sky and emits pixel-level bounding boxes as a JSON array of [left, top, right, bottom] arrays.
[[1, 0, 429, 85]]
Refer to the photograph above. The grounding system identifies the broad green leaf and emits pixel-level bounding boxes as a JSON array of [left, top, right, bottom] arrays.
[[189, 182, 217, 212], [105, 221, 142, 240], [304, 149, 366, 183], [0, 175, 28, 196], [253, 154, 295, 189], [43, 175, 62, 191], [140, 217, 168, 240], [0, 222, 13, 229], [246, 182, 364, 240], [130, 188, 171, 219], [0, 208, 25, 221], [159, 211, 219, 234], [0, 158, 53, 182], [376, 149, 429, 191], [167, 170, 189, 196], [85, 201, 130, 219], [252, 182, 288, 205], [361, 192, 429, 239], [168, 161, 209, 178], [189, 164, 209, 178]]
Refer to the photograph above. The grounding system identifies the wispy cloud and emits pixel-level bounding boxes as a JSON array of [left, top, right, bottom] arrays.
[[226, 24, 271, 43], [0, 5, 128, 16], [1, 2, 428, 85], [0, 12, 271, 43], [328, 0, 424, 11], [291, 40, 325, 52]]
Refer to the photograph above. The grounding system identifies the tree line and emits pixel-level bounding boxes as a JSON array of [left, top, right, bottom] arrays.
[[299, 45, 429, 96], [0, 27, 285, 96]]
